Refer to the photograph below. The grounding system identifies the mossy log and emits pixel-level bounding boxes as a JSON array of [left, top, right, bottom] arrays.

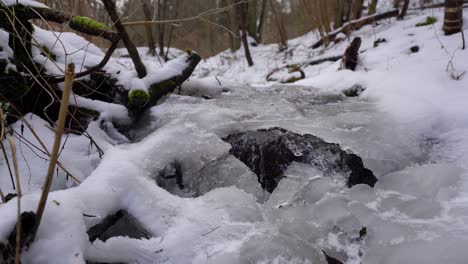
[[0, 4, 121, 83], [0, 4, 119, 42], [0, 4, 202, 132], [126, 50, 202, 116]]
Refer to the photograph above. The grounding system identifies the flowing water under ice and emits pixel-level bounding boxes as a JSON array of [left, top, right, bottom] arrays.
[[125, 84, 467, 263]]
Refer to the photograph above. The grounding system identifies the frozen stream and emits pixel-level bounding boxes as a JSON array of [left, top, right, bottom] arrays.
[[122, 84, 467, 263], [2, 85, 468, 264]]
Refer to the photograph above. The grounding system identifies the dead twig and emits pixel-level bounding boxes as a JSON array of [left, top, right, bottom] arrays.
[[201, 226, 221, 237], [34, 63, 75, 241], [8, 136, 22, 264]]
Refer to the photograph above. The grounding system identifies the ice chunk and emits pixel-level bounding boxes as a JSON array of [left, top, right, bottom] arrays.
[[376, 163, 463, 200]]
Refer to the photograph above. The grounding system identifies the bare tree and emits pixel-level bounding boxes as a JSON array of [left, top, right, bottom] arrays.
[[398, 0, 410, 19], [239, 0, 254, 66], [226, 0, 241, 52], [443, 0, 463, 35], [256, 0, 267, 43], [141, 0, 157, 56], [334, 0, 346, 28], [350, 0, 364, 20], [318, 0, 332, 33], [164, 0, 180, 60], [157, 0, 168, 57], [269, 0, 288, 51], [368, 0, 379, 15], [102, 0, 147, 78]]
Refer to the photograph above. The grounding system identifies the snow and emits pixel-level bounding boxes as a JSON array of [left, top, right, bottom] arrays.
[[2, 4, 468, 264], [1, 0, 47, 8]]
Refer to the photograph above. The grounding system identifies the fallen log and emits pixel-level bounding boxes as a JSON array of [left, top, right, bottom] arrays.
[[311, 9, 399, 49], [0, 3, 121, 82], [126, 50, 202, 116], [309, 55, 343, 66]]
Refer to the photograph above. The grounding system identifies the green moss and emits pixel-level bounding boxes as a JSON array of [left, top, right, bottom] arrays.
[[416, 16, 437, 27], [184, 49, 193, 55], [71, 16, 110, 31], [128, 89, 150, 107]]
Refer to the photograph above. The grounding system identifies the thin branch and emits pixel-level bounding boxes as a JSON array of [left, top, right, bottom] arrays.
[[8, 136, 22, 264], [34, 64, 75, 240], [122, 0, 251, 27]]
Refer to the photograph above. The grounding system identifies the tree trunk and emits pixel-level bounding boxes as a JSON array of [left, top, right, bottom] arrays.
[[226, 0, 241, 52], [157, 0, 167, 58], [269, 0, 288, 51], [247, 0, 258, 42], [342, 37, 362, 71], [350, 0, 364, 20], [257, 0, 267, 42], [140, 0, 156, 56], [239, 1, 254, 66], [165, 0, 180, 60], [102, 0, 147, 78], [443, 0, 463, 35], [334, 0, 345, 29], [368, 0, 379, 14], [398, 0, 410, 19], [319, 0, 332, 33]]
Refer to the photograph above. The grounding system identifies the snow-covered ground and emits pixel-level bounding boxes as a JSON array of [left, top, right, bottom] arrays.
[[1, 4, 468, 264]]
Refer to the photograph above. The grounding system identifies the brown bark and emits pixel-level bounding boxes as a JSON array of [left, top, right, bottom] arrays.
[[350, 0, 364, 20], [247, 0, 258, 42], [443, 0, 464, 35], [368, 0, 379, 14], [342, 37, 362, 71], [164, 0, 180, 60], [257, 0, 267, 42], [102, 0, 147, 78], [0, 5, 121, 81], [269, 0, 288, 51], [226, 0, 241, 52], [239, 1, 254, 66], [140, 0, 156, 56], [157, 0, 167, 58], [334, 0, 346, 28], [398, 0, 410, 19]]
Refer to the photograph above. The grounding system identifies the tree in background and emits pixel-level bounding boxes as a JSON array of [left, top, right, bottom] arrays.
[[256, 0, 267, 43], [443, 0, 464, 35], [270, 0, 288, 51], [157, 0, 168, 57], [398, 0, 410, 19], [333, 0, 350, 29], [368, 0, 379, 15], [238, 0, 254, 66], [350, 0, 364, 20], [140, 0, 157, 56]]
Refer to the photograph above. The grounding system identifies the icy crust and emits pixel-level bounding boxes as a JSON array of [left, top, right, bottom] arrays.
[[0, 114, 116, 195], [1, 6, 468, 264], [1, 84, 466, 263]]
